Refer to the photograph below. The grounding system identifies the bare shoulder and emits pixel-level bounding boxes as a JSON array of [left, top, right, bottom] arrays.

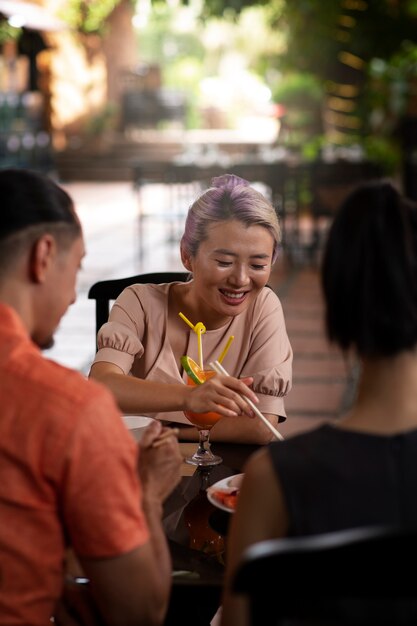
[[238, 446, 289, 537], [243, 446, 274, 482]]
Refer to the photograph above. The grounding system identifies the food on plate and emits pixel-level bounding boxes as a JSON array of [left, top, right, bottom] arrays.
[[211, 487, 239, 511], [207, 474, 244, 512]]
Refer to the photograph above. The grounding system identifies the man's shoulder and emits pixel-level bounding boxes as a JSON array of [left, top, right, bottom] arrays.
[[25, 351, 113, 410]]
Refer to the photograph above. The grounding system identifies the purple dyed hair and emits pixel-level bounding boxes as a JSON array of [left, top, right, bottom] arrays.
[[180, 173, 281, 262]]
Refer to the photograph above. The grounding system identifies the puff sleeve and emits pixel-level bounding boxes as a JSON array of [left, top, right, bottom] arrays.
[[93, 286, 147, 374]]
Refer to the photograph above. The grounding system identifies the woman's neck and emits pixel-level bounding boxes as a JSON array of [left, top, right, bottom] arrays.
[[172, 282, 231, 330], [340, 350, 417, 434]]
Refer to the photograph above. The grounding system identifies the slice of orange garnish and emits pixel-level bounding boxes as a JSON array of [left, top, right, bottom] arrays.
[[181, 355, 206, 385]]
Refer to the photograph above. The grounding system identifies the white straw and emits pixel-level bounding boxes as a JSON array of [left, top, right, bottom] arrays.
[[209, 360, 284, 441]]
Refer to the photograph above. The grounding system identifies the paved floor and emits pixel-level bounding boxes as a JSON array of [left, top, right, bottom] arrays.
[[44, 181, 357, 438]]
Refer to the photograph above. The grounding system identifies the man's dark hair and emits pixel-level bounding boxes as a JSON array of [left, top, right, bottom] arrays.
[[0, 168, 80, 241]]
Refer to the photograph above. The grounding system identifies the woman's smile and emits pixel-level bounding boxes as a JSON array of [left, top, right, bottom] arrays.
[[219, 288, 249, 306], [184, 219, 275, 325]]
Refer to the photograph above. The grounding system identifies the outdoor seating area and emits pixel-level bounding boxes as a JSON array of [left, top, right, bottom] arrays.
[[44, 179, 360, 625], [47, 180, 357, 437], [3, 1, 417, 624]]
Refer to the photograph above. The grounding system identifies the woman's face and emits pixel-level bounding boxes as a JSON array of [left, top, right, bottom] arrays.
[[183, 219, 274, 325]]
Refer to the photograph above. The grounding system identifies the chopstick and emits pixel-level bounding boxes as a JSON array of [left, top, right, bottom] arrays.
[[209, 360, 284, 441]]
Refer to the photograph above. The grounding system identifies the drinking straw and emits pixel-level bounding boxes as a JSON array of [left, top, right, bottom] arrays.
[[179, 312, 195, 331], [178, 312, 206, 370], [209, 360, 284, 441], [195, 322, 205, 370], [217, 335, 234, 364]]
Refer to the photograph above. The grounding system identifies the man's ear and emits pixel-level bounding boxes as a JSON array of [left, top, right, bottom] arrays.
[[29, 234, 56, 283], [180, 242, 193, 272]]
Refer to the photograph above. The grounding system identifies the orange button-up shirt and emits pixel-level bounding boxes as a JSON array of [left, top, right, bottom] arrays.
[[0, 304, 149, 625]]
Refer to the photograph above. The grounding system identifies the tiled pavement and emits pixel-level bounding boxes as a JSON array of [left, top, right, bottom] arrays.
[[272, 264, 358, 437], [45, 181, 358, 439]]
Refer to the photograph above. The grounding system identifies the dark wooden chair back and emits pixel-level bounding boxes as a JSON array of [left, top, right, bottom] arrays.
[[232, 525, 417, 625], [88, 271, 190, 341]]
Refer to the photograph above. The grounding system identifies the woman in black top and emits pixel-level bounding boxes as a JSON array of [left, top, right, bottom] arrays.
[[221, 180, 417, 626]]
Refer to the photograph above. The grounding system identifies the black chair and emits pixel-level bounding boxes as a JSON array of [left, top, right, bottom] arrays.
[[232, 525, 417, 625], [88, 271, 190, 340]]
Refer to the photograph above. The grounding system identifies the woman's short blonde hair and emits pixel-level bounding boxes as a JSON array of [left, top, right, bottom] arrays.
[[181, 173, 281, 262]]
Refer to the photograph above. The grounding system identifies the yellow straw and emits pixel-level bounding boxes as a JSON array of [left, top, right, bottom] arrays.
[[178, 313, 206, 370], [218, 335, 234, 364], [196, 324, 204, 370], [179, 312, 195, 331], [194, 322, 206, 370]]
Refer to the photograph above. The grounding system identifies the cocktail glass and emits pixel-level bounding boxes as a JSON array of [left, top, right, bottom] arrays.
[[184, 370, 223, 467]]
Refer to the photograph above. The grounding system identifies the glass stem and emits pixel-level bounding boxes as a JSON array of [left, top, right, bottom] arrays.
[[197, 429, 211, 455]]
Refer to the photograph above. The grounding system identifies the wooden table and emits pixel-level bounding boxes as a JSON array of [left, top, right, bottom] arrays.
[[163, 441, 259, 626]]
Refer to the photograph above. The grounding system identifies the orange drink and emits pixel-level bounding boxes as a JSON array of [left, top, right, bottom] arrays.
[[181, 356, 223, 466], [184, 370, 223, 430]]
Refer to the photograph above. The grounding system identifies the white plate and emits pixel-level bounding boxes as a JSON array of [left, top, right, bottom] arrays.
[[122, 415, 154, 441], [206, 473, 244, 513]]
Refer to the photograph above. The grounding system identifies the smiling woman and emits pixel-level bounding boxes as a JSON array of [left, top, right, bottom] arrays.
[[88, 173, 293, 444]]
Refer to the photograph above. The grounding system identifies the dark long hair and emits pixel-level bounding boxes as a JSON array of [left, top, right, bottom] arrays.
[[322, 180, 417, 357]]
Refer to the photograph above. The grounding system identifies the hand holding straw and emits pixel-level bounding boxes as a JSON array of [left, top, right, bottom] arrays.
[[209, 360, 284, 441], [218, 335, 234, 364]]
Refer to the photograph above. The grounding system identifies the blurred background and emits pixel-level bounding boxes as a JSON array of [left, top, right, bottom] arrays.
[[3, 0, 417, 267], [2, 1, 417, 259], [1, 0, 417, 187]]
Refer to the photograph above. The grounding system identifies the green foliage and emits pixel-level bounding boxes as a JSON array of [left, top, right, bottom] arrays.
[[136, 3, 205, 128], [362, 135, 402, 175], [0, 22, 20, 45], [132, 0, 417, 167], [272, 72, 322, 107], [137, 2, 288, 129], [200, 0, 272, 20], [138, 5, 205, 63], [300, 134, 325, 162], [272, 72, 323, 150], [84, 103, 119, 136], [368, 41, 417, 118], [59, 0, 125, 35]]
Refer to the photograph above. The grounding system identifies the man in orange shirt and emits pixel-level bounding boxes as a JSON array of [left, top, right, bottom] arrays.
[[0, 169, 182, 625]]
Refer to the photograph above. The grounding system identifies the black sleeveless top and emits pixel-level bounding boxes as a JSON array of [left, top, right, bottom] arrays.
[[267, 424, 417, 536]]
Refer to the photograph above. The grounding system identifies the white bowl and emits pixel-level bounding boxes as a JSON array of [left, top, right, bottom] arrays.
[[122, 415, 154, 441]]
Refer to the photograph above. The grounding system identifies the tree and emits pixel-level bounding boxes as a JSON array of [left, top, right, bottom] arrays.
[[201, 0, 417, 163]]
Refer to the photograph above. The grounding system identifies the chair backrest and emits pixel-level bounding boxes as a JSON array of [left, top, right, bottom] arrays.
[[88, 271, 190, 340], [232, 525, 417, 625]]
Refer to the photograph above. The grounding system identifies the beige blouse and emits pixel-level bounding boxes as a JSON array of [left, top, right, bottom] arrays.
[[93, 281, 293, 424]]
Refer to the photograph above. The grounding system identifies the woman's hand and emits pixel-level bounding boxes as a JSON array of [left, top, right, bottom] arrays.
[[184, 374, 258, 418]]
